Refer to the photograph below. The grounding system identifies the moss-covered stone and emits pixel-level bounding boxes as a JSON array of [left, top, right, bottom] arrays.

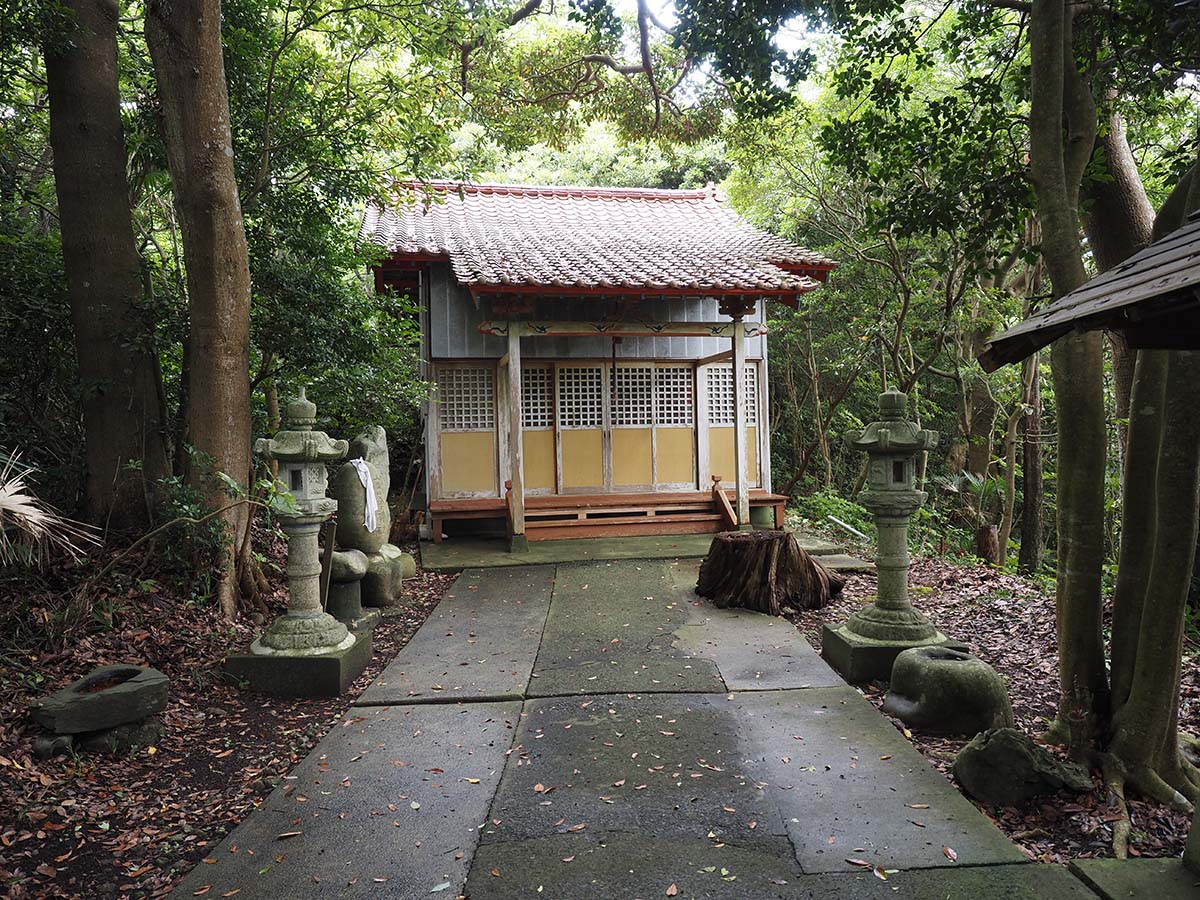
[[31, 665, 168, 735], [952, 727, 1093, 807], [882, 646, 1013, 736]]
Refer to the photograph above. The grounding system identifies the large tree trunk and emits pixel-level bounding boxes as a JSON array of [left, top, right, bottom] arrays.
[[44, 0, 170, 532], [1028, 0, 1107, 750], [1106, 351, 1200, 829], [146, 0, 253, 619], [1083, 115, 1155, 457]]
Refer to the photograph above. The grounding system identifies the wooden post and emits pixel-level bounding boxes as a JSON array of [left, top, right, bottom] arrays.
[[732, 317, 750, 526], [507, 329, 528, 551]]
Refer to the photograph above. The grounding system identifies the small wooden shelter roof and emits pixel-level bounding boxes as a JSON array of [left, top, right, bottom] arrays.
[[362, 181, 837, 301], [980, 213, 1200, 371]]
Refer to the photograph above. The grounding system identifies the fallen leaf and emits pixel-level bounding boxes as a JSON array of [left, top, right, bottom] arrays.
[[275, 832, 302, 841], [845, 858, 870, 868], [943, 846, 958, 862], [666, 883, 678, 896]]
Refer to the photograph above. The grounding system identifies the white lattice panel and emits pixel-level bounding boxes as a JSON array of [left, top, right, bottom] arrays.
[[557, 366, 604, 428], [655, 366, 694, 426], [521, 366, 553, 429], [437, 365, 495, 431], [706, 364, 758, 426], [613, 366, 653, 427], [744, 365, 759, 426]]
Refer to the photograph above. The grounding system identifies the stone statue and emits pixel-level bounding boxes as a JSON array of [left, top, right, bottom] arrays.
[[329, 426, 416, 608]]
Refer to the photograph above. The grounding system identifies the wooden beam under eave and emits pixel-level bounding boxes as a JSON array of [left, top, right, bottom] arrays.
[[696, 349, 734, 368], [479, 320, 769, 339]]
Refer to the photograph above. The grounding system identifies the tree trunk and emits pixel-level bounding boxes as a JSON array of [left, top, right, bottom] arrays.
[[146, 0, 253, 619], [1107, 351, 1200, 812], [1018, 351, 1044, 575], [696, 530, 843, 614], [996, 404, 1021, 559], [1083, 115, 1154, 457], [44, 0, 170, 532], [1028, 0, 1107, 749]]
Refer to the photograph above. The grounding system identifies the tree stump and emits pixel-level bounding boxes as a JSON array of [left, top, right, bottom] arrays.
[[696, 530, 844, 615]]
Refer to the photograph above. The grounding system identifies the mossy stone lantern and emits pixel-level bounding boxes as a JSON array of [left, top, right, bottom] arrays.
[[225, 388, 372, 697], [822, 390, 961, 683]]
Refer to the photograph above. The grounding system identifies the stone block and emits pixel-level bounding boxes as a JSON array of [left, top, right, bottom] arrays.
[[330, 548, 368, 582], [882, 646, 1013, 736], [331, 461, 389, 555], [31, 665, 168, 735], [1072, 857, 1200, 900], [398, 550, 417, 579], [77, 717, 163, 755], [953, 727, 1093, 807], [1186, 808, 1200, 874], [224, 633, 372, 698], [362, 543, 406, 607], [327, 580, 380, 633], [349, 426, 390, 496], [821, 623, 966, 684]]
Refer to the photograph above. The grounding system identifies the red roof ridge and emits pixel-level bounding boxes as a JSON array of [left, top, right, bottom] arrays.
[[393, 179, 719, 203]]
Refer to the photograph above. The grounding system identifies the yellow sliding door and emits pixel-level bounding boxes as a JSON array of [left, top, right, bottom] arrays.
[[435, 364, 498, 496], [557, 365, 605, 490], [612, 365, 653, 488]]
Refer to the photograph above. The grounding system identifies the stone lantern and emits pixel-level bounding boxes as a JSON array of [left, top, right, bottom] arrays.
[[822, 390, 960, 683], [225, 388, 372, 696]]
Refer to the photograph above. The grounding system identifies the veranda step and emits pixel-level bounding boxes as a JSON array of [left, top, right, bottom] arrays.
[[525, 515, 724, 541], [527, 512, 721, 528], [526, 504, 713, 522]]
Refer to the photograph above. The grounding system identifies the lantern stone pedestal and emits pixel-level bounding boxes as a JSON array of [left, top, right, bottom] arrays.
[[224, 390, 372, 698], [822, 391, 963, 684]]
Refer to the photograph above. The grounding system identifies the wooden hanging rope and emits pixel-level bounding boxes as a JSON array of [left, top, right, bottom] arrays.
[[696, 530, 843, 615]]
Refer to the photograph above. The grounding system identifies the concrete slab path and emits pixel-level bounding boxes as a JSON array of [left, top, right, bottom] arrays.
[[174, 559, 1098, 900]]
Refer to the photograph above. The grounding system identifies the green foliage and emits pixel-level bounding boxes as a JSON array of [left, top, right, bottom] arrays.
[[0, 234, 81, 506], [789, 490, 875, 540], [469, 121, 731, 188]]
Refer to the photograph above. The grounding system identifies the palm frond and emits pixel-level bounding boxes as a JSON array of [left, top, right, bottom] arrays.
[[0, 453, 98, 568]]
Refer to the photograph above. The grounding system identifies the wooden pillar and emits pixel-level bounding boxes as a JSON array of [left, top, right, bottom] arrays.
[[732, 316, 750, 526], [507, 328, 527, 551]]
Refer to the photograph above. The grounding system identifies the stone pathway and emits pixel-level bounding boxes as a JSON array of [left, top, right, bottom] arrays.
[[173, 559, 1102, 899]]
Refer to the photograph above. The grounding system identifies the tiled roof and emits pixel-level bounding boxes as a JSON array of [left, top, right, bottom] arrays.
[[361, 181, 837, 295]]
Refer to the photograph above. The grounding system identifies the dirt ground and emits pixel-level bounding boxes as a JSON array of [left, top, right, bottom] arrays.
[[0, 543, 454, 900]]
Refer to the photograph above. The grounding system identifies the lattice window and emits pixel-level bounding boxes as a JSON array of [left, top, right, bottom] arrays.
[[744, 365, 759, 426], [654, 366, 694, 427], [557, 366, 604, 428], [706, 364, 758, 427], [612, 366, 653, 427], [521, 366, 553, 429], [436, 365, 494, 431]]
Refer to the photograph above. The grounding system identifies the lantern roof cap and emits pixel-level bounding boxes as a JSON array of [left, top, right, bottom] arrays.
[[845, 391, 939, 454], [255, 390, 348, 463]]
